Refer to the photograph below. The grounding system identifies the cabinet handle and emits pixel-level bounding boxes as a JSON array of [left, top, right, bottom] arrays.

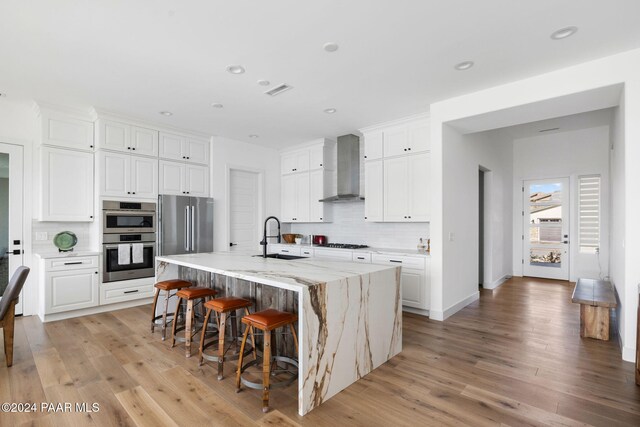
[[364, 216, 367, 219], [90, 215, 93, 219], [403, 216, 407, 218], [357, 257, 365, 260], [132, 192, 136, 195], [124, 290, 139, 294], [127, 147, 131, 150], [89, 145, 94, 148], [320, 163, 323, 167], [282, 250, 289, 253], [187, 156, 189, 159], [407, 147, 411, 151], [404, 148, 407, 152], [95, 271, 98, 274], [408, 216, 411, 218], [127, 191, 131, 194], [64, 261, 83, 265], [132, 147, 136, 151], [390, 260, 402, 263], [319, 217, 322, 220]]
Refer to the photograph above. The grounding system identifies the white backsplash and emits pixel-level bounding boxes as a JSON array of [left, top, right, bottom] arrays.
[[31, 220, 96, 254], [288, 201, 429, 249]]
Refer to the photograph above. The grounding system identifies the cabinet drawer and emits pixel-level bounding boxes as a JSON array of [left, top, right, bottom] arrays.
[[313, 248, 353, 260], [47, 256, 99, 272], [352, 253, 372, 263], [274, 246, 301, 256], [371, 254, 425, 270], [100, 281, 155, 305], [300, 248, 314, 257]]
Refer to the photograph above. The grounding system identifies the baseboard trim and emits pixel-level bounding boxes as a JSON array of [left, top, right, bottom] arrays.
[[430, 291, 480, 322], [484, 274, 512, 290], [622, 345, 635, 363], [38, 297, 153, 323], [402, 306, 430, 317]]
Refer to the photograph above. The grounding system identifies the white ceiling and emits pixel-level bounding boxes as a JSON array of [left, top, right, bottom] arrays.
[[1, 1, 640, 149]]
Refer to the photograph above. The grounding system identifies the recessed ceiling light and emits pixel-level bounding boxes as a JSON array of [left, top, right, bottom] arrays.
[[211, 103, 224, 108], [257, 80, 270, 86], [159, 111, 173, 116], [323, 42, 339, 52], [324, 108, 337, 114], [454, 61, 474, 71], [249, 134, 259, 138], [551, 26, 578, 40], [226, 65, 246, 74]]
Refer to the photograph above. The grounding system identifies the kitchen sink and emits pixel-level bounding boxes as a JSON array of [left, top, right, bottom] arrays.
[[253, 253, 306, 260]]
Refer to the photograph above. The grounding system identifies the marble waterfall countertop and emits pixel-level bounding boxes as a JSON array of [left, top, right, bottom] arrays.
[[156, 251, 402, 416]]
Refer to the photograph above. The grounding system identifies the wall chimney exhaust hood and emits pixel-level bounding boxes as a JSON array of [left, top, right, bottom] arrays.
[[319, 134, 363, 203]]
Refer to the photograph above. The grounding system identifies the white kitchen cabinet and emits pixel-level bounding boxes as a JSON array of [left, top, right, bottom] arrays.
[[280, 172, 311, 223], [371, 254, 429, 309], [309, 169, 327, 222], [43, 256, 100, 314], [363, 131, 383, 160], [99, 151, 158, 199], [41, 112, 94, 152], [364, 160, 383, 221], [281, 150, 310, 174], [309, 145, 325, 170], [39, 146, 94, 222], [383, 153, 430, 222], [159, 132, 209, 165], [97, 120, 159, 157], [383, 121, 430, 158], [158, 160, 209, 197], [313, 248, 353, 261]]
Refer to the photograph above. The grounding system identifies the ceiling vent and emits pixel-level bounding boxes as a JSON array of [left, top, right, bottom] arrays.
[[265, 84, 293, 97]]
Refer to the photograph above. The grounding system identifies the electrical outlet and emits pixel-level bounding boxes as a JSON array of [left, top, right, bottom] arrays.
[[35, 232, 48, 241]]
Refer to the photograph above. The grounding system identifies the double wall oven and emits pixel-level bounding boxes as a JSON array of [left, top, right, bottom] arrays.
[[102, 201, 156, 283]]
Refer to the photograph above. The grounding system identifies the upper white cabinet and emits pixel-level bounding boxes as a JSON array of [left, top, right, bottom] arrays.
[[364, 160, 383, 222], [361, 115, 430, 223], [99, 151, 158, 199], [280, 140, 334, 223], [97, 120, 158, 157], [281, 150, 310, 174], [39, 146, 94, 221], [383, 153, 430, 222], [159, 132, 209, 165], [41, 111, 94, 152], [158, 160, 209, 197]]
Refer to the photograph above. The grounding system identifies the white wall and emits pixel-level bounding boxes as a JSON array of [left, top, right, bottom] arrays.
[[512, 125, 611, 281], [430, 47, 640, 362], [210, 136, 281, 252], [609, 101, 626, 343], [0, 98, 37, 315], [438, 125, 513, 319]]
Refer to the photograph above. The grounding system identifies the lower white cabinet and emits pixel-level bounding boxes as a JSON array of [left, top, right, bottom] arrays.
[[371, 254, 430, 309], [159, 160, 209, 197], [42, 256, 99, 314], [100, 280, 155, 305], [39, 146, 94, 222]]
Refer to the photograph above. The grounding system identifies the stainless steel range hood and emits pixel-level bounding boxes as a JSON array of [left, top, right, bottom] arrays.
[[319, 134, 363, 203]]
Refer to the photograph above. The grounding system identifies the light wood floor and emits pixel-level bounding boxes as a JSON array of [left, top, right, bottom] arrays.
[[1, 277, 639, 426]]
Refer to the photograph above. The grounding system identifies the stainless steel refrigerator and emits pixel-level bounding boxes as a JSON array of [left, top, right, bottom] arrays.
[[158, 195, 214, 255]]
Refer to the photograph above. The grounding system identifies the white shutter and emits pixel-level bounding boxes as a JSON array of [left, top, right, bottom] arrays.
[[578, 175, 600, 254]]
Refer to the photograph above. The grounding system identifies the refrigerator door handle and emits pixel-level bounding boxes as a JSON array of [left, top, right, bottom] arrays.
[[184, 206, 190, 251], [191, 205, 196, 251]]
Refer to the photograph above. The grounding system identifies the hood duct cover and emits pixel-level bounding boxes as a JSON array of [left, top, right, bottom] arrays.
[[320, 134, 363, 202]]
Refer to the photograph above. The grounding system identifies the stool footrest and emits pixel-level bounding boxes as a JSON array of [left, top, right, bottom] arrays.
[[239, 356, 298, 390]]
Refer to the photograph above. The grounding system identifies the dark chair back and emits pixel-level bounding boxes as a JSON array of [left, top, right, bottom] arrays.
[[0, 266, 30, 320]]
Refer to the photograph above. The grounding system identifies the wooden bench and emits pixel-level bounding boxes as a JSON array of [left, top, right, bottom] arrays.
[[571, 278, 617, 341]]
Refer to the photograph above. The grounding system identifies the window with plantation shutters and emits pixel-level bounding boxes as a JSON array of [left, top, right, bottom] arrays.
[[578, 175, 600, 254]]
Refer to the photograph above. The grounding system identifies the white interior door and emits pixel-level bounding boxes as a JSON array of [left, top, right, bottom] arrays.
[[229, 169, 261, 252], [0, 143, 24, 314], [523, 178, 569, 280]]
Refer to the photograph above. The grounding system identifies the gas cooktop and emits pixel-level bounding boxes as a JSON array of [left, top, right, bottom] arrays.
[[316, 243, 369, 249]]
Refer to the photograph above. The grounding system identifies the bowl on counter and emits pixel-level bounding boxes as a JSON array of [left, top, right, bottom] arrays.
[[282, 234, 297, 244]]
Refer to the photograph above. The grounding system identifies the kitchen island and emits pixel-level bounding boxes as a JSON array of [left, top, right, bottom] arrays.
[[155, 252, 402, 415]]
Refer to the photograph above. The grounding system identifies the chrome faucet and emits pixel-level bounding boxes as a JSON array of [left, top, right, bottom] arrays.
[[260, 216, 281, 258]]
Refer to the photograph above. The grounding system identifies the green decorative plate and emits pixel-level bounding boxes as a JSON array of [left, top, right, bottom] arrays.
[[53, 231, 78, 252]]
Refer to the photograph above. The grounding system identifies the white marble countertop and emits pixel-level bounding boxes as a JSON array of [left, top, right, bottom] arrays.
[[156, 252, 398, 292], [35, 250, 101, 259], [271, 242, 430, 257]]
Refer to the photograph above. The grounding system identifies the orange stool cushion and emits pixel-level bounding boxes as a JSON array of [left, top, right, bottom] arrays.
[[155, 279, 192, 291], [242, 309, 297, 331], [176, 286, 217, 300], [205, 297, 252, 312]]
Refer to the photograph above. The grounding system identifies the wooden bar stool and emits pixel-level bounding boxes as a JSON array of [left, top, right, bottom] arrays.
[[150, 279, 192, 340], [199, 297, 257, 380], [171, 287, 217, 357], [236, 309, 298, 413]]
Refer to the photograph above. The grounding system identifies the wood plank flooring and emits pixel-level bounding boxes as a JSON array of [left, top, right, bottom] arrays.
[[1, 277, 638, 426]]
